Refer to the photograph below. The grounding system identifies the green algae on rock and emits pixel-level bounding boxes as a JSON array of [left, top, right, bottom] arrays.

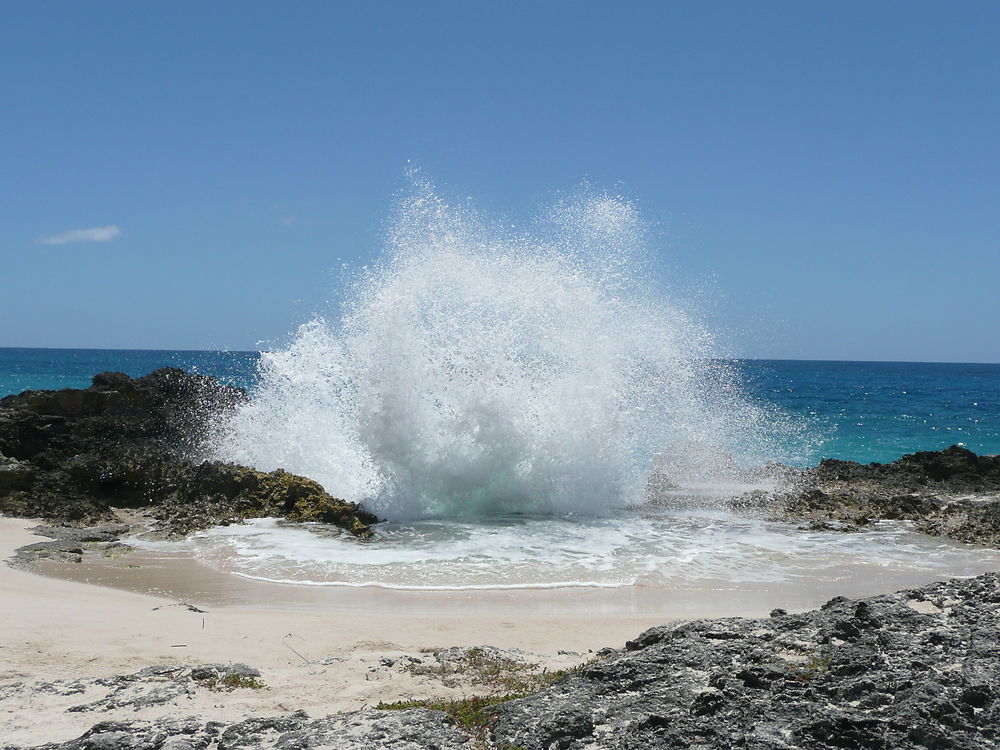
[[145, 462, 377, 538]]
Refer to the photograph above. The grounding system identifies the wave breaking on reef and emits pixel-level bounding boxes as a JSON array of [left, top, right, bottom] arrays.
[[210, 182, 806, 520]]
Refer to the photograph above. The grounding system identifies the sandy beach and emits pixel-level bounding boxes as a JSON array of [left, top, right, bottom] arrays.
[[0, 517, 676, 746]]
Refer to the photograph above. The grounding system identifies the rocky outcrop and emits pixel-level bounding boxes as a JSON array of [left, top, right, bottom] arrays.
[[769, 445, 1000, 547], [489, 572, 1000, 749], [814, 445, 1000, 490], [0, 369, 376, 539]]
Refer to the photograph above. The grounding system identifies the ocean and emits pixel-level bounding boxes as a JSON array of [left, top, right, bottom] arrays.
[[8, 346, 1000, 596], [2, 347, 997, 467], [6, 190, 997, 600]]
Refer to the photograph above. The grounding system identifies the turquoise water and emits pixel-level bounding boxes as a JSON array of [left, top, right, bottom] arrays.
[[1, 347, 998, 466], [738, 359, 1000, 464]]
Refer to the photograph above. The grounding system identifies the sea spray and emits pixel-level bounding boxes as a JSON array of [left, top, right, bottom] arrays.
[[210, 181, 804, 519]]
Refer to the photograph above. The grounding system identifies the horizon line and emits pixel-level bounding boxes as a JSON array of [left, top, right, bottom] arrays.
[[1, 345, 997, 368]]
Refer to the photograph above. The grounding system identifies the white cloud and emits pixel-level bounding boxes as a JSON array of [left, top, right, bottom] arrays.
[[281, 216, 297, 226], [37, 225, 122, 245]]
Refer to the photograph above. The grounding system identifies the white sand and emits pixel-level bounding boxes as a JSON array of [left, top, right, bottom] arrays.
[[0, 517, 672, 746]]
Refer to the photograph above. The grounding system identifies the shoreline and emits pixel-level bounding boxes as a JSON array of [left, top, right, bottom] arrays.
[[0, 516, 668, 746], [15, 515, 1000, 618]]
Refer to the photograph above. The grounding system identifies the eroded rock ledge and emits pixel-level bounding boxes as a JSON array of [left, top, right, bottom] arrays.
[[770, 445, 1000, 547], [489, 571, 1000, 749], [0, 369, 376, 539]]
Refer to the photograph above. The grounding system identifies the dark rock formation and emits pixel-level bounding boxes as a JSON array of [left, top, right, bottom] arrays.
[[770, 445, 1000, 547], [489, 572, 1000, 749], [815, 445, 1000, 490], [0, 369, 376, 539]]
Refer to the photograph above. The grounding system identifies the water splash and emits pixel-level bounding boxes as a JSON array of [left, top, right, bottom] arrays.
[[210, 181, 807, 519]]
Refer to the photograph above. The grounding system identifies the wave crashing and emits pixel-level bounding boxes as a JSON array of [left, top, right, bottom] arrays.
[[210, 182, 801, 519]]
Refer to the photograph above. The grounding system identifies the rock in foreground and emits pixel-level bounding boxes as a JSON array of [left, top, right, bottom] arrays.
[[489, 572, 999, 749], [0, 369, 376, 538]]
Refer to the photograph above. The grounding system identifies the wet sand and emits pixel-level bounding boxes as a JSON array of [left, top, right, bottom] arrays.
[[31, 539, 827, 618], [24, 517, 1000, 618]]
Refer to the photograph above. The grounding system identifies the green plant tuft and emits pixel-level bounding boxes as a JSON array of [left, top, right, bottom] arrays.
[[379, 651, 599, 743], [377, 694, 522, 740], [196, 673, 266, 691], [792, 652, 833, 682]]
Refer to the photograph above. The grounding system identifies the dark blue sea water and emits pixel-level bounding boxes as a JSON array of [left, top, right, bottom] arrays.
[[1, 347, 997, 466]]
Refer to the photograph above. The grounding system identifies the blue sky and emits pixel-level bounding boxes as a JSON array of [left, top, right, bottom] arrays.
[[2, 1, 998, 362]]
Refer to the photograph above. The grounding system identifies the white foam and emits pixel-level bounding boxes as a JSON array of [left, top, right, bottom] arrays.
[[227, 572, 627, 591], [166, 514, 1000, 591]]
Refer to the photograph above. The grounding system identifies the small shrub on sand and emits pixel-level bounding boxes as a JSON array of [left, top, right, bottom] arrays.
[[403, 646, 573, 693], [380, 651, 597, 743], [196, 673, 266, 692]]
